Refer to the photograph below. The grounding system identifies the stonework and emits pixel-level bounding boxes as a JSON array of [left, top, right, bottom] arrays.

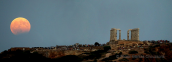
[[127, 28, 139, 41], [107, 28, 141, 48], [127, 29, 132, 40], [109, 28, 121, 45], [110, 28, 139, 42]]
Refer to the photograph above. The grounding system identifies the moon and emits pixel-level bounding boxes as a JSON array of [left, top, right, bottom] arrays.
[[10, 17, 31, 35]]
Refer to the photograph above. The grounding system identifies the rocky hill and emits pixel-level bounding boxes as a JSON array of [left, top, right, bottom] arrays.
[[0, 43, 172, 62]]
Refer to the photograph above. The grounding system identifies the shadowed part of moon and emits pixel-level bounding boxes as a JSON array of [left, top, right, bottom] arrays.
[[12, 29, 29, 35]]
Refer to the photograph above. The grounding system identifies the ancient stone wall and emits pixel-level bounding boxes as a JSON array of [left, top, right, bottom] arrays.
[[127, 28, 139, 41], [108, 28, 140, 46], [131, 28, 139, 41], [127, 29, 132, 40], [110, 28, 116, 41], [110, 28, 121, 42]]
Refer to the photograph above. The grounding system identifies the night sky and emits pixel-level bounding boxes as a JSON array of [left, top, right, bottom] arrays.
[[0, 0, 172, 52]]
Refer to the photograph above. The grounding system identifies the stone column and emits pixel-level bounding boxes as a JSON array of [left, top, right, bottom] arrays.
[[131, 28, 139, 41], [137, 29, 139, 41], [127, 29, 132, 40], [110, 28, 117, 41], [119, 30, 121, 40], [115, 30, 117, 41], [131, 30, 133, 40], [110, 30, 112, 40], [127, 30, 129, 40]]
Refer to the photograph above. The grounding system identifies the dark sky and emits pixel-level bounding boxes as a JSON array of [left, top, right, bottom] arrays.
[[0, 0, 172, 52]]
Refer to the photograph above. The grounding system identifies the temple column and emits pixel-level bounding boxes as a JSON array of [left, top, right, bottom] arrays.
[[119, 30, 121, 40], [127, 29, 132, 40], [131, 30, 135, 40], [137, 29, 139, 41], [114, 29, 117, 41], [127, 30, 129, 40]]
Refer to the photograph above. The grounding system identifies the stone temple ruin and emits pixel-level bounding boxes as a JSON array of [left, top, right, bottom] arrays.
[[106, 28, 144, 50], [109, 28, 139, 42], [110, 28, 121, 41], [127, 28, 139, 41], [107, 28, 140, 45]]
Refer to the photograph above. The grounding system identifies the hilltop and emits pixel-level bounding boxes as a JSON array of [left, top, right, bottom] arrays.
[[0, 41, 172, 62]]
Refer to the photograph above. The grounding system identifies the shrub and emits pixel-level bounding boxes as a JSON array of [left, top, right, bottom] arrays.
[[119, 58, 129, 61], [101, 57, 108, 61], [56, 55, 83, 62], [91, 50, 106, 54], [94, 42, 100, 46], [132, 58, 136, 60], [84, 50, 106, 59], [119, 52, 122, 55], [93, 59, 97, 62], [154, 45, 160, 47], [144, 48, 148, 50], [150, 52, 158, 55], [33, 51, 39, 54], [129, 50, 138, 54], [104, 46, 111, 51], [108, 55, 118, 60], [0, 49, 49, 60], [23, 50, 30, 55], [82, 52, 90, 54], [88, 53, 101, 59], [144, 51, 150, 54]]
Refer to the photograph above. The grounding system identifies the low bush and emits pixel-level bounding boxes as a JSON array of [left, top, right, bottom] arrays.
[[119, 52, 122, 55], [132, 58, 136, 60], [82, 52, 90, 54], [93, 59, 97, 62], [119, 58, 129, 61], [128, 50, 138, 54], [104, 46, 111, 51], [154, 45, 160, 47], [56, 55, 83, 62], [144, 51, 150, 54]]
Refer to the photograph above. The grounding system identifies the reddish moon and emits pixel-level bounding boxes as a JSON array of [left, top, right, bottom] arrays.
[[10, 17, 31, 35]]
